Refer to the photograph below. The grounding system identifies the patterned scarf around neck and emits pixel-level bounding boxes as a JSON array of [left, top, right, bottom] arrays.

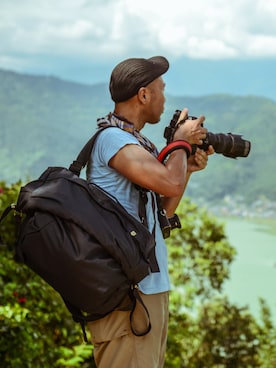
[[97, 113, 159, 157]]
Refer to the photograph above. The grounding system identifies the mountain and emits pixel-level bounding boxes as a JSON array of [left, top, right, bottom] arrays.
[[0, 69, 275, 204]]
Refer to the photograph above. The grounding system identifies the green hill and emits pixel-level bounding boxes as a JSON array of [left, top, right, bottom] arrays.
[[1, 69, 275, 204]]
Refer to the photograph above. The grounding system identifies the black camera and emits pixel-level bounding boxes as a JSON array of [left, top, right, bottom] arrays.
[[164, 110, 251, 159]]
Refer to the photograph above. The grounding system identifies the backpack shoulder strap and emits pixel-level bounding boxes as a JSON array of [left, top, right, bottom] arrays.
[[69, 125, 115, 176], [0, 204, 16, 223]]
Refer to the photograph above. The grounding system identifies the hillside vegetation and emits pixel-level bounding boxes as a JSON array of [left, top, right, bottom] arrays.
[[1, 69, 275, 204]]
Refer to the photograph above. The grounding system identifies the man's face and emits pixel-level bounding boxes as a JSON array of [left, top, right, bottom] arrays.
[[144, 77, 166, 124]]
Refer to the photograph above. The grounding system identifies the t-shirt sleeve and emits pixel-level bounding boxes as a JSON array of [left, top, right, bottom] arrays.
[[93, 127, 140, 166]]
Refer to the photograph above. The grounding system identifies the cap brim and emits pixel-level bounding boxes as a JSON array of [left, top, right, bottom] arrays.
[[147, 56, 169, 77]]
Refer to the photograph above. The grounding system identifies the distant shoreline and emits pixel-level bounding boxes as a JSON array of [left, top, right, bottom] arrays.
[[219, 216, 276, 237], [192, 196, 276, 228]]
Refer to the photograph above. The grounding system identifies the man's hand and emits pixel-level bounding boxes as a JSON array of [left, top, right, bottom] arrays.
[[187, 146, 215, 173], [173, 108, 207, 145]]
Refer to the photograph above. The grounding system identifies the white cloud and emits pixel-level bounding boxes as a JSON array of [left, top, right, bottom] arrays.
[[0, 0, 276, 74]]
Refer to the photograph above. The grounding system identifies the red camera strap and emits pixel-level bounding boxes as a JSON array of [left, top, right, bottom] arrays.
[[157, 140, 192, 163]]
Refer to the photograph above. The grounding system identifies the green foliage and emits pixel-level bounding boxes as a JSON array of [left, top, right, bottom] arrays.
[[56, 345, 94, 367], [168, 199, 236, 304], [166, 297, 261, 368], [194, 298, 260, 367], [0, 181, 22, 246], [0, 181, 95, 368], [256, 298, 276, 367]]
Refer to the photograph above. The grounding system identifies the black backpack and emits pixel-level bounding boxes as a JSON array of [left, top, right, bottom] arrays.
[[0, 127, 157, 340]]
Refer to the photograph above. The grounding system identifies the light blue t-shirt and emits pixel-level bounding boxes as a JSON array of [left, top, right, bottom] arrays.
[[87, 127, 170, 294]]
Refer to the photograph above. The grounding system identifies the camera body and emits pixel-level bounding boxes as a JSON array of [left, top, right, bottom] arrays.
[[164, 110, 251, 159]]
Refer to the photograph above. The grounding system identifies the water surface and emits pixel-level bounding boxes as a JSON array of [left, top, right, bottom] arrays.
[[222, 217, 276, 320]]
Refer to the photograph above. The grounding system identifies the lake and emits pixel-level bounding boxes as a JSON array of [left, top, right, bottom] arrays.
[[222, 217, 276, 321]]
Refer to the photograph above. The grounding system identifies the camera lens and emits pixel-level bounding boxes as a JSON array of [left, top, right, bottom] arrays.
[[201, 132, 251, 158]]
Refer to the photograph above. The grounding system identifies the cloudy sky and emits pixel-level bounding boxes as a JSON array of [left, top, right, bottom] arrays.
[[1, 0, 276, 98]]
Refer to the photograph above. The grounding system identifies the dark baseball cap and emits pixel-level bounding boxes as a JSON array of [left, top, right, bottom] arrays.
[[109, 56, 169, 103]]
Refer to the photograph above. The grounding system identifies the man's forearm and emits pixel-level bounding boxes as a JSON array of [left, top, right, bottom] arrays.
[[161, 171, 192, 217]]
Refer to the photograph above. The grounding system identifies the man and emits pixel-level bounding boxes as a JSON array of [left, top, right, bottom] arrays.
[[86, 56, 213, 368]]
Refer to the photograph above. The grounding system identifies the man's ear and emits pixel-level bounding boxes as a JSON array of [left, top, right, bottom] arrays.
[[137, 87, 148, 104]]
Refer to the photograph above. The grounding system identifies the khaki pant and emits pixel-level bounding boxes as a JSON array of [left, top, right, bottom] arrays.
[[88, 291, 169, 368]]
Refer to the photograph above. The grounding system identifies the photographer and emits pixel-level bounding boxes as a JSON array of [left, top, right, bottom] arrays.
[[86, 56, 214, 368]]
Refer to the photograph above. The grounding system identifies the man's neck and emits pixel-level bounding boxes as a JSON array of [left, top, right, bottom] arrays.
[[113, 102, 146, 131]]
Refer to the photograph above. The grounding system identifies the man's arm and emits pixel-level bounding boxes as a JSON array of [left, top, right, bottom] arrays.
[[109, 114, 207, 195], [109, 143, 189, 197], [109, 111, 209, 213]]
